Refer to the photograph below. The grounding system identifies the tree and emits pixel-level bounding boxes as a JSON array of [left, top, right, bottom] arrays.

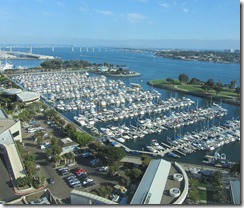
[[230, 161, 240, 175], [178, 74, 189, 84], [25, 160, 37, 176], [95, 185, 113, 198], [51, 137, 58, 146], [120, 176, 130, 187], [235, 87, 240, 94], [205, 79, 215, 89], [88, 141, 103, 152], [16, 177, 29, 187], [45, 148, 53, 158], [188, 187, 200, 204], [166, 78, 174, 85], [230, 80, 237, 89], [141, 155, 151, 168], [213, 85, 222, 95], [52, 145, 62, 156], [97, 146, 126, 165], [64, 123, 76, 137], [189, 78, 202, 85], [53, 155, 62, 167], [133, 168, 143, 179]]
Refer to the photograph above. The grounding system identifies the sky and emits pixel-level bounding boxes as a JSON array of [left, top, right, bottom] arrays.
[[0, 0, 241, 49]]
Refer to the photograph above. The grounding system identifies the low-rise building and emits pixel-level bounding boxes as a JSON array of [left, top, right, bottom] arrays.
[[58, 137, 79, 156]]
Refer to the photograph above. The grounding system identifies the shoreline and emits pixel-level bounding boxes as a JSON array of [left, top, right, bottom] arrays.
[[91, 71, 141, 77], [147, 81, 240, 106]]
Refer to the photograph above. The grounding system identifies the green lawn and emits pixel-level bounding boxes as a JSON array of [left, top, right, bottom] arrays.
[[150, 79, 180, 85], [196, 181, 211, 188], [150, 79, 239, 101], [177, 85, 203, 92], [199, 189, 207, 201]]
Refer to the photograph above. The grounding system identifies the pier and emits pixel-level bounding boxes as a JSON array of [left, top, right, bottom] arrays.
[[7, 51, 55, 60], [0, 50, 54, 60], [111, 138, 183, 158]]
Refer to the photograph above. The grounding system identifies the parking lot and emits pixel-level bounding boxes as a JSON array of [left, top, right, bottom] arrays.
[[22, 115, 120, 202]]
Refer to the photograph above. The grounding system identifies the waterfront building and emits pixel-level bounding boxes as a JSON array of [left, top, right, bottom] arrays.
[[230, 180, 240, 204], [131, 159, 188, 204], [57, 137, 79, 156], [5, 189, 60, 205], [70, 159, 188, 205], [0, 108, 26, 180], [16, 91, 40, 105], [2, 88, 40, 105]]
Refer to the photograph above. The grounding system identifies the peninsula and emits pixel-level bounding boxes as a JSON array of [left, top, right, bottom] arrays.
[[155, 49, 240, 64], [148, 74, 240, 105]]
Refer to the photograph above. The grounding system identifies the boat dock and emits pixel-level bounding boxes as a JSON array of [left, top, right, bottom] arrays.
[[111, 139, 183, 158], [160, 142, 186, 156]]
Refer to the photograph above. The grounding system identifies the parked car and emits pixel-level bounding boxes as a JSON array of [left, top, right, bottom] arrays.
[[75, 169, 86, 176], [82, 152, 93, 158], [82, 179, 94, 186], [72, 183, 82, 188], [77, 173, 88, 181], [83, 181, 95, 187], [60, 169, 69, 176], [58, 167, 69, 173], [90, 158, 100, 167], [49, 178, 55, 184], [65, 175, 77, 181], [68, 178, 80, 184], [69, 180, 81, 186], [98, 166, 108, 172], [83, 177, 93, 184]]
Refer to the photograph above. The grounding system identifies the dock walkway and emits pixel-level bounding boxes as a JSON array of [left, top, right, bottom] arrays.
[[112, 139, 186, 158]]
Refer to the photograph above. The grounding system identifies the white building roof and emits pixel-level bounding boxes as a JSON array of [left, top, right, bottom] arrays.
[[17, 91, 40, 102], [2, 88, 22, 95], [130, 159, 171, 204]]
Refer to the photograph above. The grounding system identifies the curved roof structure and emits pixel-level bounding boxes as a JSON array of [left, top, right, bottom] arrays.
[[2, 88, 22, 95], [16, 91, 40, 103]]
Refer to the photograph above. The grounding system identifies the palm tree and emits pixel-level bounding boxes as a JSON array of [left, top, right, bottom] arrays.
[[54, 155, 62, 168]]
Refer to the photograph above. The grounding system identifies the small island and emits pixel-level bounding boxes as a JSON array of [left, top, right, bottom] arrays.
[[148, 74, 240, 105], [2, 59, 141, 77], [155, 49, 240, 64]]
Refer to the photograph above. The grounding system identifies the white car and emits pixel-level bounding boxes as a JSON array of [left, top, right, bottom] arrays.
[[69, 180, 81, 186], [98, 166, 108, 172], [82, 178, 93, 185]]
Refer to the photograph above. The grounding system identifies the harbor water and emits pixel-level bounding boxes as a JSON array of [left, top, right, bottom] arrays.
[[9, 47, 241, 165]]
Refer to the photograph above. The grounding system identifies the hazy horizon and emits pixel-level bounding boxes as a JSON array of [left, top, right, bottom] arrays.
[[0, 38, 240, 51], [0, 0, 240, 50]]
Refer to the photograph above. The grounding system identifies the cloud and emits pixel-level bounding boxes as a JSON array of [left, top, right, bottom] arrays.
[[159, 2, 170, 9], [135, 0, 148, 2], [182, 8, 189, 14], [126, 13, 147, 24], [0, 8, 10, 17], [78, 6, 90, 13], [41, 11, 52, 16], [55, 1, 65, 8], [35, 0, 44, 3], [94, 9, 114, 16], [181, 1, 188, 6]]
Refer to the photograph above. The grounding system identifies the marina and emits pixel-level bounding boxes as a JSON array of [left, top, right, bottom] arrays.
[[5, 47, 240, 165], [11, 71, 240, 163]]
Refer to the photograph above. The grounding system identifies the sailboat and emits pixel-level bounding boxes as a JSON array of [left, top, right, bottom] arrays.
[[0, 60, 14, 71]]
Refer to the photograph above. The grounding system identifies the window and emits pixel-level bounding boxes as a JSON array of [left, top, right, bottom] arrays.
[[12, 131, 20, 137]]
